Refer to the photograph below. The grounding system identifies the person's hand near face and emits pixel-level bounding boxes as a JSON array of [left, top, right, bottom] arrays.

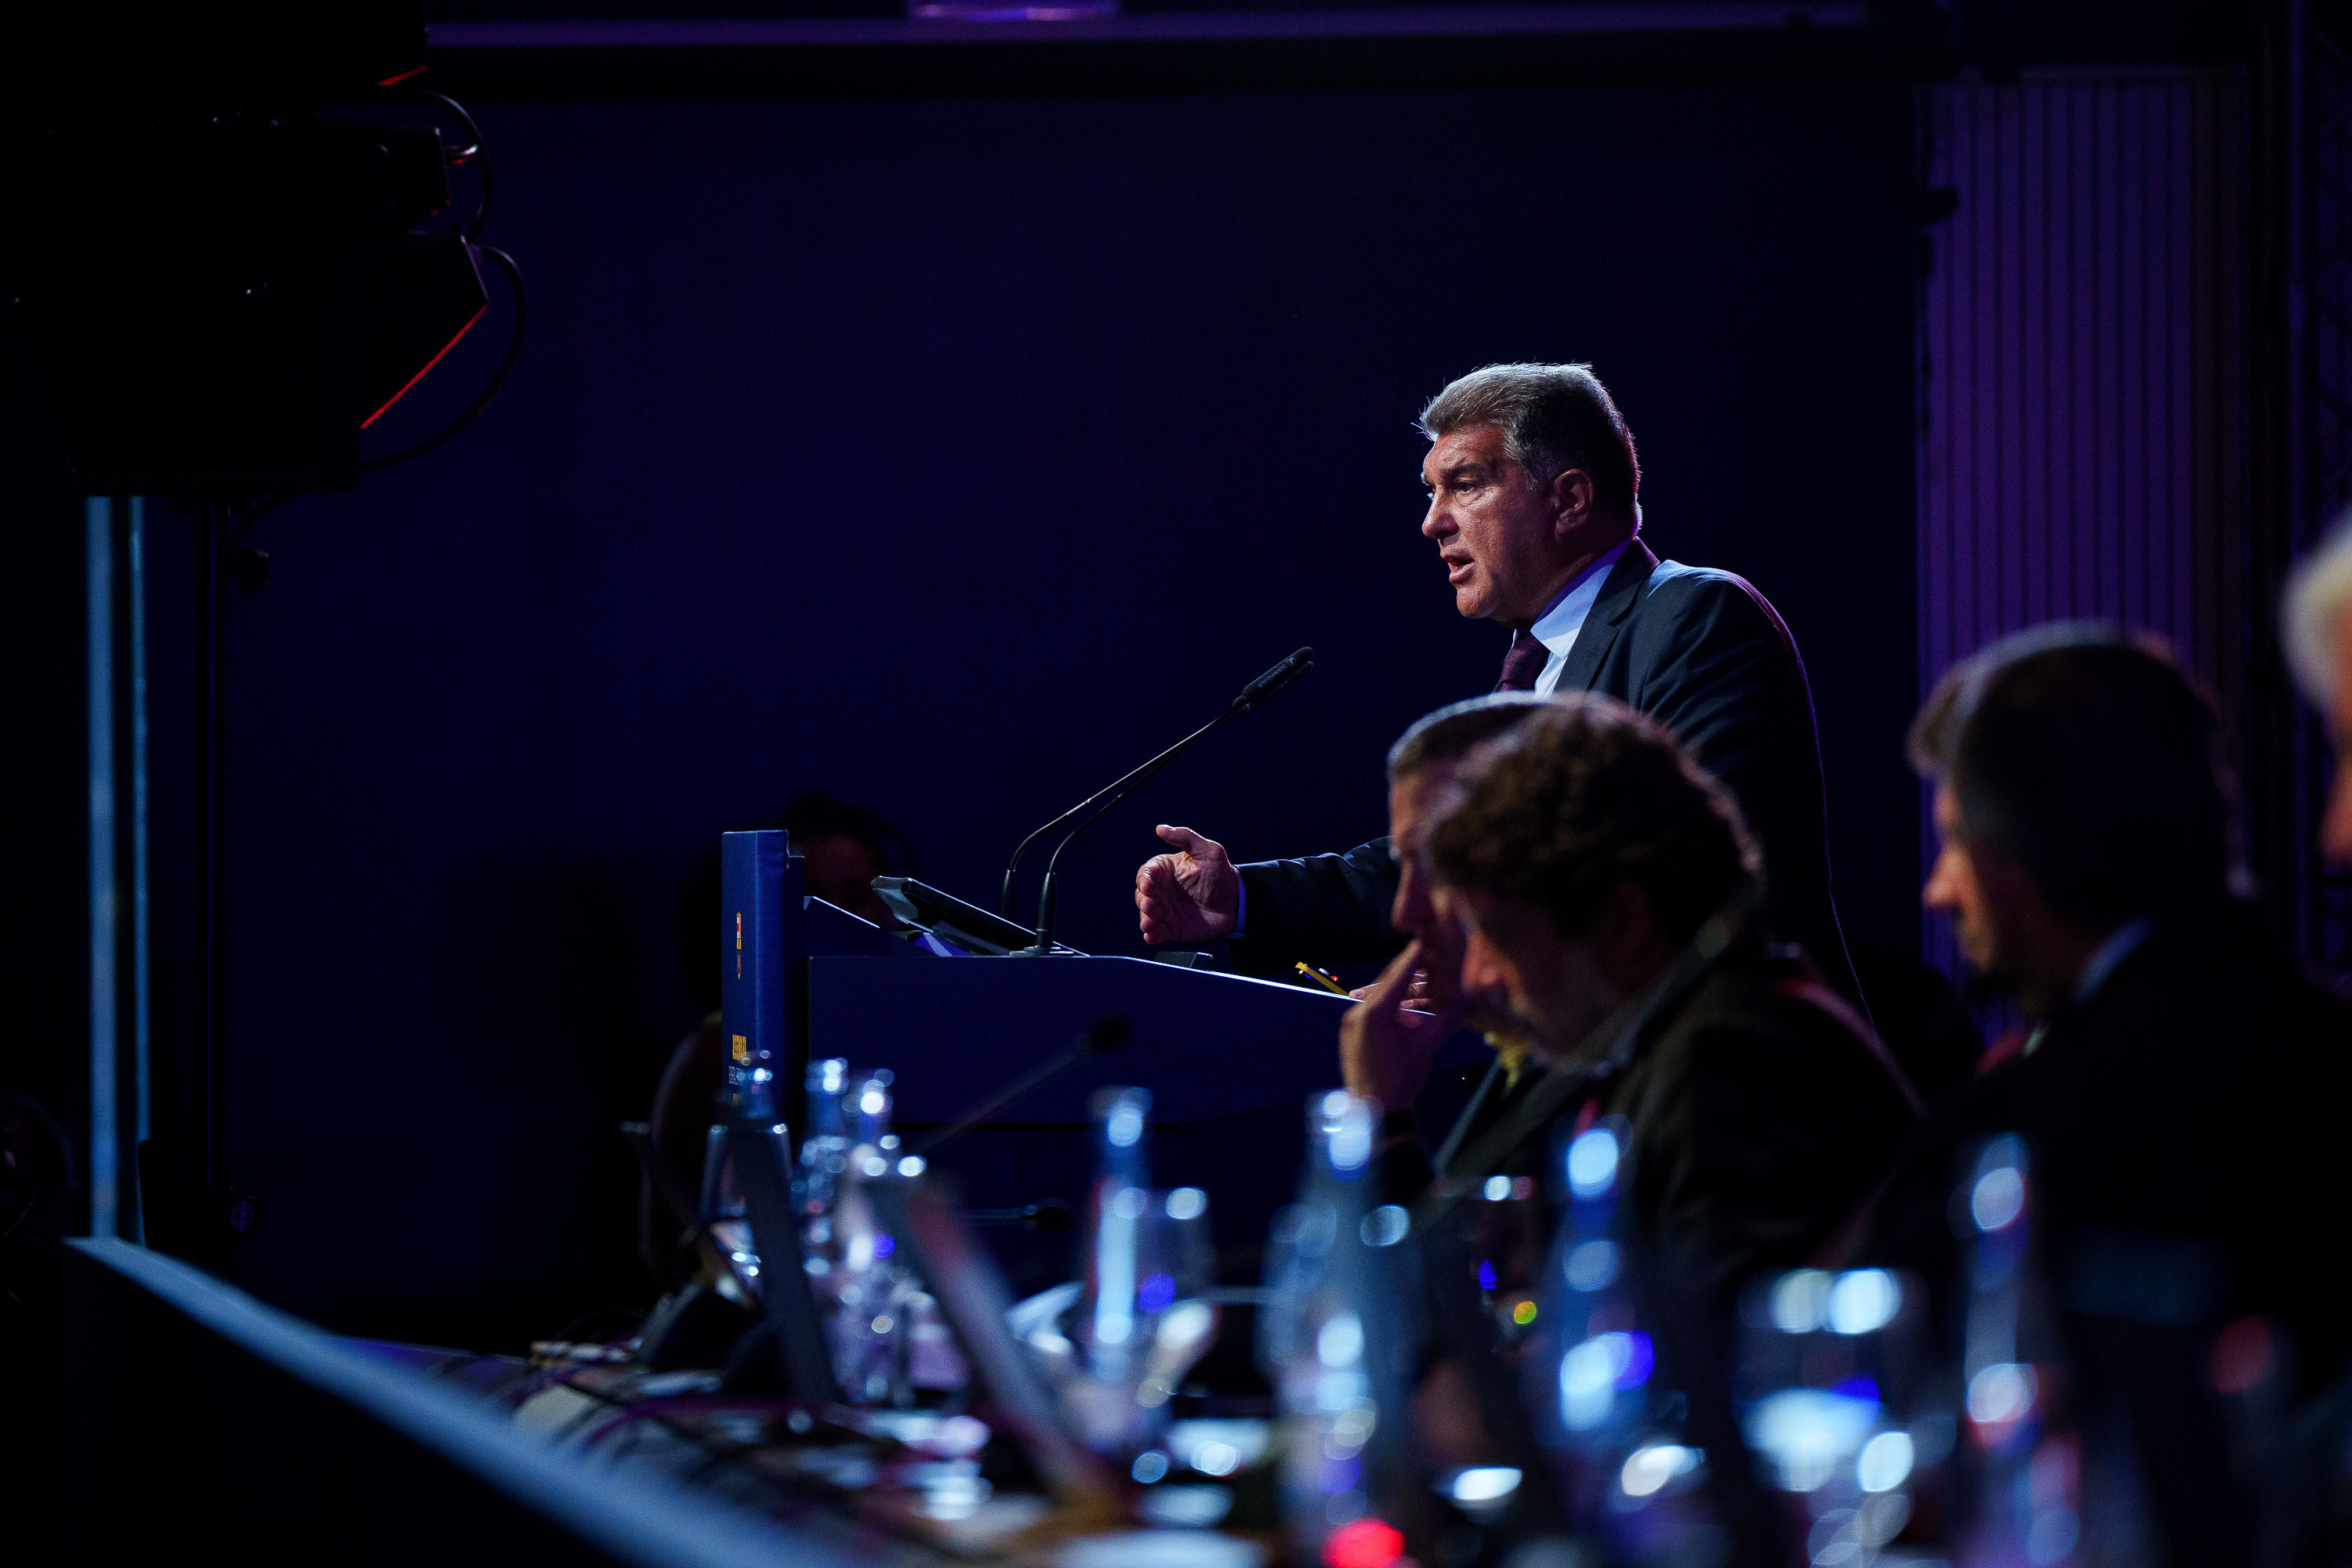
[[1334, 754, 1534, 1114], [1339, 940, 1469, 1115]]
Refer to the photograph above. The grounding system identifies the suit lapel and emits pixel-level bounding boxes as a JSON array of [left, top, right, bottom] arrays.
[[1553, 539, 1658, 694]]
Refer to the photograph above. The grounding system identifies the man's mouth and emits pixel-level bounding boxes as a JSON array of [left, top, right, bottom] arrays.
[[1443, 554, 1476, 585]]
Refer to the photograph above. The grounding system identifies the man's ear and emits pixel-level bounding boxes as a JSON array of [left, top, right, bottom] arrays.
[[1967, 837, 2046, 933], [1592, 880, 1662, 975], [1549, 466, 1595, 532]]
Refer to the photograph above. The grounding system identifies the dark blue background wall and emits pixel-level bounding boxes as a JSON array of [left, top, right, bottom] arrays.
[[185, 82, 1918, 1339]]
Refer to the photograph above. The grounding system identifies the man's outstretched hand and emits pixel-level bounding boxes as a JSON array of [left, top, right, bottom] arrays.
[[1134, 825, 1240, 945]]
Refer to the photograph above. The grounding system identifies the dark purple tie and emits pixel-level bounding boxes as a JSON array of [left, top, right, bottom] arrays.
[[1495, 631, 1549, 693]]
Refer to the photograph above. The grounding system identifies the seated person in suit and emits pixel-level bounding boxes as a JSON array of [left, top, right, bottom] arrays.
[[1861, 626, 2352, 1558], [1359, 695, 1916, 1299], [1136, 361, 1858, 1004], [1321, 693, 1561, 1196], [1374, 699, 1913, 1540]]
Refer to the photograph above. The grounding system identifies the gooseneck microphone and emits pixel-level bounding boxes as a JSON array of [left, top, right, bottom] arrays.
[[1233, 645, 1315, 710], [997, 647, 1313, 955]]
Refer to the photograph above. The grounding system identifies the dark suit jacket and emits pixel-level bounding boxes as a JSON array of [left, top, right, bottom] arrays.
[[1863, 901, 2352, 1395], [1581, 941, 1916, 1297], [1857, 902, 2352, 1559], [1408, 940, 1918, 1300], [1229, 540, 1858, 1004]]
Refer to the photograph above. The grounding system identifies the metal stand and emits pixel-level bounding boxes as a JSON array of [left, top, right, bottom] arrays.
[[194, 502, 226, 1200], [140, 502, 255, 1268], [714, 1119, 840, 1402]]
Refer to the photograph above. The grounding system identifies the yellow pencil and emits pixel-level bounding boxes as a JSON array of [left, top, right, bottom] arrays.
[[1294, 961, 1348, 995]]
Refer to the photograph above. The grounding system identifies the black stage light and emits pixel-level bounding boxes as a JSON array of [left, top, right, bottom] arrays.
[[8, 7, 527, 1272], [4, 4, 510, 496], [356, 232, 492, 431]]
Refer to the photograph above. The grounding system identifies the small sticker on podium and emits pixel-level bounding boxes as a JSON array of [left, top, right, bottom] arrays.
[[731, 1034, 750, 1064]]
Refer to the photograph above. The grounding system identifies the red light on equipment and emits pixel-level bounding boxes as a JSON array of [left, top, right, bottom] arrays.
[[1323, 1518, 1406, 1568]]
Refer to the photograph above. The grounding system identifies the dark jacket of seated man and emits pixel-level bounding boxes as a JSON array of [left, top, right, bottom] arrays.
[[1862, 898, 2352, 1396], [1400, 933, 1915, 1304], [1238, 544, 1855, 1008], [1352, 695, 1915, 1305]]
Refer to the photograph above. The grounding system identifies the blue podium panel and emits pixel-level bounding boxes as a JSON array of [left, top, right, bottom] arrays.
[[805, 956, 1351, 1124], [720, 829, 802, 1116]]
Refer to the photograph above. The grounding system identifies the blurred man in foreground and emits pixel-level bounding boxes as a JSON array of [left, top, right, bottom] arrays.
[[1327, 694, 1556, 1198], [1352, 695, 1915, 1296], [2287, 518, 2352, 861], [1358, 698, 1912, 1560], [1864, 626, 2352, 1558]]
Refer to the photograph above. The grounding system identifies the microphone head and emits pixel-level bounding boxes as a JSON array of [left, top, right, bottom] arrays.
[[1237, 646, 1315, 710]]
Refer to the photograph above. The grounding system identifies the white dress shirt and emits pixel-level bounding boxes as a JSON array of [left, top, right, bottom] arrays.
[[2073, 916, 2154, 1006], [1526, 541, 1634, 695]]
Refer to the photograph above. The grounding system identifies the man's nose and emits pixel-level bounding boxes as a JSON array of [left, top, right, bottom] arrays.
[[1921, 851, 1958, 911], [1421, 499, 1450, 539]]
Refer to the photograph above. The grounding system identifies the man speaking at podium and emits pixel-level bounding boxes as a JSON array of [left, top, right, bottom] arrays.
[[1134, 362, 1858, 1005]]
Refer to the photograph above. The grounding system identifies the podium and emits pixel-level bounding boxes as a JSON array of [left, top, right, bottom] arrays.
[[815, 953, 1351, 1287], [728, 831, 1359, 1284], [808, 954, 1352, 1124]]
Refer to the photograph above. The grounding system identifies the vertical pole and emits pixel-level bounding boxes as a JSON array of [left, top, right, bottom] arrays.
[[129, 497, 152, 1185], [86, 498, 118, 1238], [194, 503, 226, 1194]]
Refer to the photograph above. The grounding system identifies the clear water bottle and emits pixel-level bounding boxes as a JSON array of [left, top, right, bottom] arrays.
[[789, 1058, 851, 1300], [1063, 1087, 1159, 1453], [1042, 1088, 1221, 1462], [1737, 1256, 1936, 1565], [1262, 1091, 1425, 1566], [1526, 1120, 1651, 1498], [1080, 1087, 1153, 1386], [1509, 1116, 1733, 1563], [826, 1069, 915, 1406], [1953, 1135, 2094, 1568], [797, 1057, 852, 1221]]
